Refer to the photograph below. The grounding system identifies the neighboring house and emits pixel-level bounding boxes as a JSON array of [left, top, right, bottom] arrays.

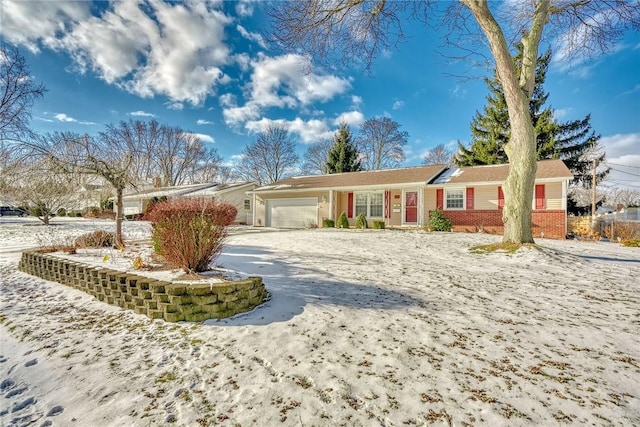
[[120, 181, 257, 224], [185, 182, 257, 225], [251, 159, 573, 238], [74, 181, 111, 212]]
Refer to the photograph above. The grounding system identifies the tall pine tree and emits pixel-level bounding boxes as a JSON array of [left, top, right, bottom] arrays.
[[454, 45, 608, 213], [325, 122, 361, 174]]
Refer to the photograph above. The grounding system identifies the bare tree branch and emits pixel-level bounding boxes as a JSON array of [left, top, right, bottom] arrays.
[[0, 44, 46, 142], [356, 116, 408, 170], [422, 143, 453, 165], [236, 125, 299, 185]]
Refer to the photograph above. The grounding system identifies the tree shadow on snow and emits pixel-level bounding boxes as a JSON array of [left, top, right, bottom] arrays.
[[206, 244, 426, 327], [578, 254, 640, 264]]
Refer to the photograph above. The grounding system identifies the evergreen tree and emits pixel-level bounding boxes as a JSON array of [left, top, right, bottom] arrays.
[[454, 46, 608, 213], [555, 115, 607, 187], [325, 122, 361, 174], [455, 75, 510, 166], [455, 47, 556, 166]]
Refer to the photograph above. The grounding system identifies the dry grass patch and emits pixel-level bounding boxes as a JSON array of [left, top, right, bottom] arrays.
[[469, 242, 540, 254], [621, 239, 640, 247]]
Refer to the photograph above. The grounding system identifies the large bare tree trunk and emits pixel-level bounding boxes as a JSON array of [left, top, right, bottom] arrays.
[[463, 0, 550, 244], [503, 102, 537, 243]]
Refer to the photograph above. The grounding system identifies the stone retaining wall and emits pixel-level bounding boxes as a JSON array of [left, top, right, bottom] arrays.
[[18, 251, 267, 322]]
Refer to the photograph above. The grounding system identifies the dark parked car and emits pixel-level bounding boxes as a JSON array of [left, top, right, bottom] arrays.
[[0, 206, 28, 217]]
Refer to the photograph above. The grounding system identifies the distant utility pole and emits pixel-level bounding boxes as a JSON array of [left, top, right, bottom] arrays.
[[591, 158, 597, 218]]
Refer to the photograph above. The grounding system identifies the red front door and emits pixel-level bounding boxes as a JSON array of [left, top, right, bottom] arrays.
[[405, 191, 418, 223]]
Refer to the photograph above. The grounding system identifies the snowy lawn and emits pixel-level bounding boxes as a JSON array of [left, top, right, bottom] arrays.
[[1, 217, 639, 426]]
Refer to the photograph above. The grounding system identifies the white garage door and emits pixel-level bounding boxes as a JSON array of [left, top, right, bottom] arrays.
[[266, 198, 318, 228]]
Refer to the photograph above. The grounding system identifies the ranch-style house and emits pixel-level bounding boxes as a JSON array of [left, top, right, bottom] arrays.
[[250, 159, 573, 239]]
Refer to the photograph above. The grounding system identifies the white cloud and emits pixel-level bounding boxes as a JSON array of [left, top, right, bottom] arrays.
[[244, 117, 333, 144], [4, 1, 233, 105], [233, 53, 251, 72], [351, 95, 363, 108], [222, 103, 262, 126], [600, 133, 640, 190], [287, 118, 332, 144], [55, 113, 75, 122], [237, 24, 267, 49], [251, 54, 350, 107], [53, 113, 96, 125], [221, 54, 351, 128], [197, 119, 214, 125], [184, 132, 215, 144], [239, 109, 364, 145], [196, 133, 215, 144], [392, 100, 405, 110], [129, 110, 155, 117], [235, 0, 256, 17], [165, 101, 184, 111], [333, 111, 365, 127], [0, 1, 90, 53], [600, 133, 640, 159]]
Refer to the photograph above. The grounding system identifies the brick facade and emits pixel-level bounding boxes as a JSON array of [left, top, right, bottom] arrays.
[[431, 210, 567, 239]]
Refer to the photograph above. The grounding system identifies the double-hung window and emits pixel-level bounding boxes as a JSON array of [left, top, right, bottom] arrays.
[[370, 193, 383, 217], [355, 193, 368, 216], [354, 192, 384, 217], [445, 189, 464, 209]]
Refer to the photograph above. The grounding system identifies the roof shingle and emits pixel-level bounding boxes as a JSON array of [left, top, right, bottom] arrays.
[[432, 159, 573, 184], [254, 159, 572, 193], [254, 164, 447, 192]]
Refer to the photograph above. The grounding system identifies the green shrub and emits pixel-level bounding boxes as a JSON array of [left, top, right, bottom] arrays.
[[428, 210, 453, 232], [322, 218, 335, 228], [372, 220, 385, 229], [146, 198, 237, 273], [337, 212, 350, 229], [56, 208, 67, 217], [75, 230, 116, 248], [354, 213, 368, 229]]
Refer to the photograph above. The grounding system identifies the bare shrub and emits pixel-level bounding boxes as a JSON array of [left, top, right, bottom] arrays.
[[35, 233, 77, 254], [146, 198, 237, 273], [74, 230, 116, 248], [603, 221, 640, 242]]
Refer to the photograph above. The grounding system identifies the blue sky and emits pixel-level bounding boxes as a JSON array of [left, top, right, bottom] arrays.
[[1, 1, 639, 190]]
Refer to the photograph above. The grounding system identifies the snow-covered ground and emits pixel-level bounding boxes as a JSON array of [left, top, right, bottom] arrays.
[[1, 217, 638, 426]]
